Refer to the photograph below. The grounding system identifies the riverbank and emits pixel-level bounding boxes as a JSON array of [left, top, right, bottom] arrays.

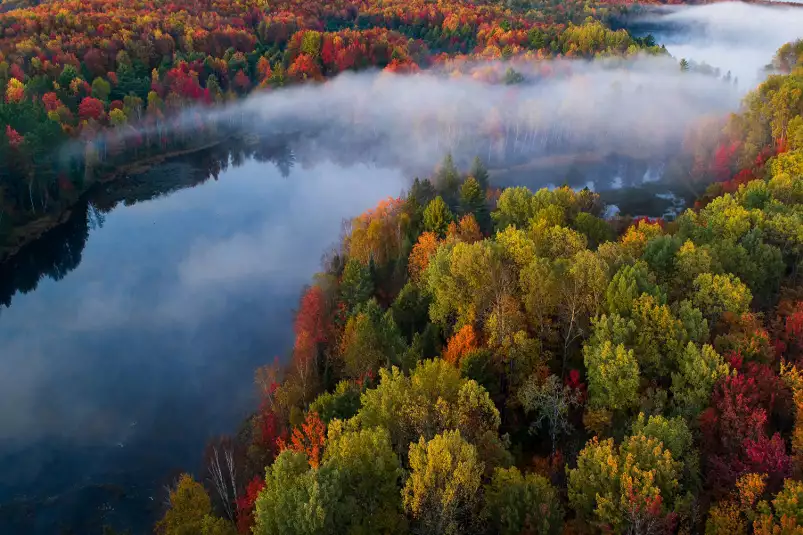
[[0, 138, 227, 264]]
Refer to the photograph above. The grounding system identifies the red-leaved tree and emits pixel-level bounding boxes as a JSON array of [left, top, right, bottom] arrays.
[[78, 96, 105, 122], [235, 475, 266, 534], [701, 370, 791, 494]]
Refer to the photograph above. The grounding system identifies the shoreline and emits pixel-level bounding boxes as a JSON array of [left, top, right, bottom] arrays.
[[0, 138, 226, 264]]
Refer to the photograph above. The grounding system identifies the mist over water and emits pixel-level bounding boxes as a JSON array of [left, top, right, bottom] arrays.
[[0, 154, 407, 533], [97, 54, 742, 185], [631, 2, 803, 87], [237, 57, 739, 174], [1, 1, 802, 533]]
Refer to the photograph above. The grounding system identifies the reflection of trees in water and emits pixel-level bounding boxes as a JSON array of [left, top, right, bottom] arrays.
[[0, 138, 298, 310], [274, 146, 296, 178], [0, 203, 89, 308]]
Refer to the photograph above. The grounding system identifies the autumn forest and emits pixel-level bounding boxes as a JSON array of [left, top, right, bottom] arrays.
[[1, 0, 803, 534]]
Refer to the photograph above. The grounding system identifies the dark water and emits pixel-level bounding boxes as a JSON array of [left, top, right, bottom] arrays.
[[0, 141, 407, 534]]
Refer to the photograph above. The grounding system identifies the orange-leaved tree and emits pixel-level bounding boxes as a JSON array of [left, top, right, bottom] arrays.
[[278, 411, 327, 468], [408, 231, 440, 282], [444, 324, 478, 366]]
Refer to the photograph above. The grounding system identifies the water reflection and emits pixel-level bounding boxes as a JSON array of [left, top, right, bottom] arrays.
[[0, 206, 89, 309], [0, 139, 407, 534], [0, 139, 300, 310]]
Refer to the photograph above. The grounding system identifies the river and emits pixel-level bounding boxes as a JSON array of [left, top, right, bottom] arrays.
[[0, 142, 407, 533], [1, 2, 802, 534]]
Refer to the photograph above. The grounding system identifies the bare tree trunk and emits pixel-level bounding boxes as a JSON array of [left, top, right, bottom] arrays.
[[209, 446, 236, 521], [225, 448, 238, 510]]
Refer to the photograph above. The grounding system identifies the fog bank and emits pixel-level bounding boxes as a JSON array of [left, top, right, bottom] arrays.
[[229, 56, 740, 175], [636, 2, 803, 87]]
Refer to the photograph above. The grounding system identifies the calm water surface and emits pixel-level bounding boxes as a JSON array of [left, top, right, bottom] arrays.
[[0, 149, 406, 534]]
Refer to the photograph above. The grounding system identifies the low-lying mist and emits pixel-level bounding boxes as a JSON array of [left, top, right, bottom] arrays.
[[105, 53, 739, 193], [634, 1, 803, 87], [237, 56, 739, 176], [78, 2, 803, 193]]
